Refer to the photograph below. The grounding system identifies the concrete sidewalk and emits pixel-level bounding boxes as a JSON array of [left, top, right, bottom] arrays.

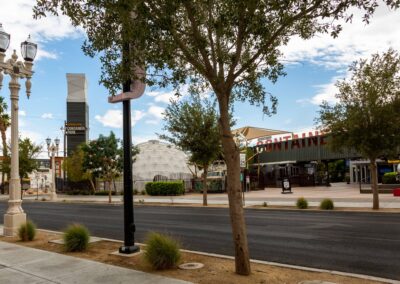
[[0, 241, 190, 284], [2, 182, 400, 208]]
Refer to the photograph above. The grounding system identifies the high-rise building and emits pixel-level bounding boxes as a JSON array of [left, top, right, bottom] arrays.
[[66, 73, 89, 156]]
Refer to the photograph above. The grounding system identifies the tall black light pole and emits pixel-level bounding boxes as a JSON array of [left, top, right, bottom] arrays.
[[118, 37, 139, 254]]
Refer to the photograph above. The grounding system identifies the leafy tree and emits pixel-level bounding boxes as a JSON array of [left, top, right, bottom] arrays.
[[3, 138, 41, 181], [0, 96, 10, 193], [34, 0, 400, 275], [63, 146, 95, 192], [81, 132, 139, 202], [317, 49, 400, 210], [160, 93, 221, 206]]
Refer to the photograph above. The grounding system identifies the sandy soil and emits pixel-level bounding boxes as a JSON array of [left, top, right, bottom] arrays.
[[0, 230, 386, 284]]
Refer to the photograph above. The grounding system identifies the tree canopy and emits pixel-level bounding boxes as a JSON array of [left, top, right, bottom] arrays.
[[317, 49, 400, 159], [2, 138, 41, 180], [34, 0, 400, 275], [81, 132, 139, 182], [317, 49, 400, 209], [161, 94, 221, 168], [33, 0, 399, 108], [160, 93, 221, 205], [63, 146, 94, 192]]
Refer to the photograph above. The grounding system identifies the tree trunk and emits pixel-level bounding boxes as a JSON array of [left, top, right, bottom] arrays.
[[108, 180, 112, 203], [89, 178, 96, 194], [216, 92, 251, 275], [370, 159, 379, 210], [202, 164, 208, 206]]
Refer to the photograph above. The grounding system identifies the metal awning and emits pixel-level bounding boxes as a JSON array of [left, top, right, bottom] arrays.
[[252, 160, 297, 166]]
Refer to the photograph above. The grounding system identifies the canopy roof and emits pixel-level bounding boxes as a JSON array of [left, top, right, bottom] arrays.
[[232, 126, 290, 140]]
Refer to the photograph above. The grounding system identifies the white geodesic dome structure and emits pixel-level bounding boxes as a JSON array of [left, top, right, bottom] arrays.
[[132, 140, 193, 191]]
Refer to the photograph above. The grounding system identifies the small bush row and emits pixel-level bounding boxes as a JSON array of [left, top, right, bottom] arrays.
[[145, 181, 185, 196], [382, 172, 399, 184], [296, 197, 334, 210], [320, 198, 334, 210], [18, 220, 36, 241], [296, 197, 308, 209], [144, 232, 181, 270], [63, 224, 90, 252], [18, 221, 90, 252]]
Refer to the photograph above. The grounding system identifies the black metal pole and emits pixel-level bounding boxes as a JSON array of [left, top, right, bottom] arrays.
[[119, 39, 139, 254]]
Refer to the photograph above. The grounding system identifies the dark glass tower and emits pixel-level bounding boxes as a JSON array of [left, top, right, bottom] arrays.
[[66, 73, 89, 156]]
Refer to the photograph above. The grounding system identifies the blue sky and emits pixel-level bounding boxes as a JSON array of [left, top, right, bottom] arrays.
[[1, 1, 400, 157]]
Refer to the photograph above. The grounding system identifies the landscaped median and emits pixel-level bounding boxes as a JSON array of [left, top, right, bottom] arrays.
[[0, 227, 388, 284]]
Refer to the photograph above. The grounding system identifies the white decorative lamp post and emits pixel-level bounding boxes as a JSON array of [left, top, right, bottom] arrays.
[[46, 137, 59, 201], [0, 24, 37, 236]]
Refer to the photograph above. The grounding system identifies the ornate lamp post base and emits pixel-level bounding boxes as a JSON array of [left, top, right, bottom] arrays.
[[49, 191, 57, 201], [3, 178, 26, 236], [4, 211, 26, 236]]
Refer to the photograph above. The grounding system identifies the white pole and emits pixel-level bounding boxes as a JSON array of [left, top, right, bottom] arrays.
[[3, 54, 26, 236]]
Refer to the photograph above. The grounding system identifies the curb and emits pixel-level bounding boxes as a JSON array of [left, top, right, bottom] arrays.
[[24, 198, 400, 212], [36, 229, 399, 284]]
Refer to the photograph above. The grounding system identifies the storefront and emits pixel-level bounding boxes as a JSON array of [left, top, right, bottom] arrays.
[[251, 131, 358, 187], [233, 126, 399, 188]]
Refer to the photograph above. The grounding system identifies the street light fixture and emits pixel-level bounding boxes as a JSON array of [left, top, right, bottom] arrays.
[[46, 137, 59, 201], [20, 35, 37, 62], [0, 23, 37, 236], [0, 24, 11, 52]]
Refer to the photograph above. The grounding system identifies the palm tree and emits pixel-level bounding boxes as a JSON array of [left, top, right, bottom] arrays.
[[0, 96, 10, 194]]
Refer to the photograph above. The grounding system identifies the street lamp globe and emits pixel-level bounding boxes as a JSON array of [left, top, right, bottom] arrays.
[[20, 35, 37, 62], [0, 23, 10, 52], [46, 137, 51, 147], [55, 137, 60, 147]]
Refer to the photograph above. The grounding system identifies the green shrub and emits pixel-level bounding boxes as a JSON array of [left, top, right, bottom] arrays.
[[144, 232, 181, 270], [320, 198, 334, 210], [145, 182, 184, 196], [63, 224, 90, 252], [296, 197, 308, 209], [18, 220, 36, 241], [382, 172, 398, 184]]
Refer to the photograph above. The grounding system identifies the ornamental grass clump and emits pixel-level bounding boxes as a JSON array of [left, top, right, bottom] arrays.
[[18, 220, 36, 241], [63, 224, 90, 252], [144, 232, 181, 270], [320, 198, 334, 210], [296, 197, 308, 209]]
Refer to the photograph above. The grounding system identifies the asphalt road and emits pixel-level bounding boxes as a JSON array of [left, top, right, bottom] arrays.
[[1, 202, 399, 280]]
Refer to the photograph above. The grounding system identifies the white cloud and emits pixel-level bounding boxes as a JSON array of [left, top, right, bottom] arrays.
[[146, 90, 177, 104], [132, 110, 146, 123], [41, 113, 53, 119], [281, 3, 400, 69], [19, 110, 26, 116], [147, 105, 165, 120], [146, 86, 189, 104], [0, 0, 82, 61], [95, 109, 145, 128], [297, 71, 354, 106], [296, 77, 341, 106]]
